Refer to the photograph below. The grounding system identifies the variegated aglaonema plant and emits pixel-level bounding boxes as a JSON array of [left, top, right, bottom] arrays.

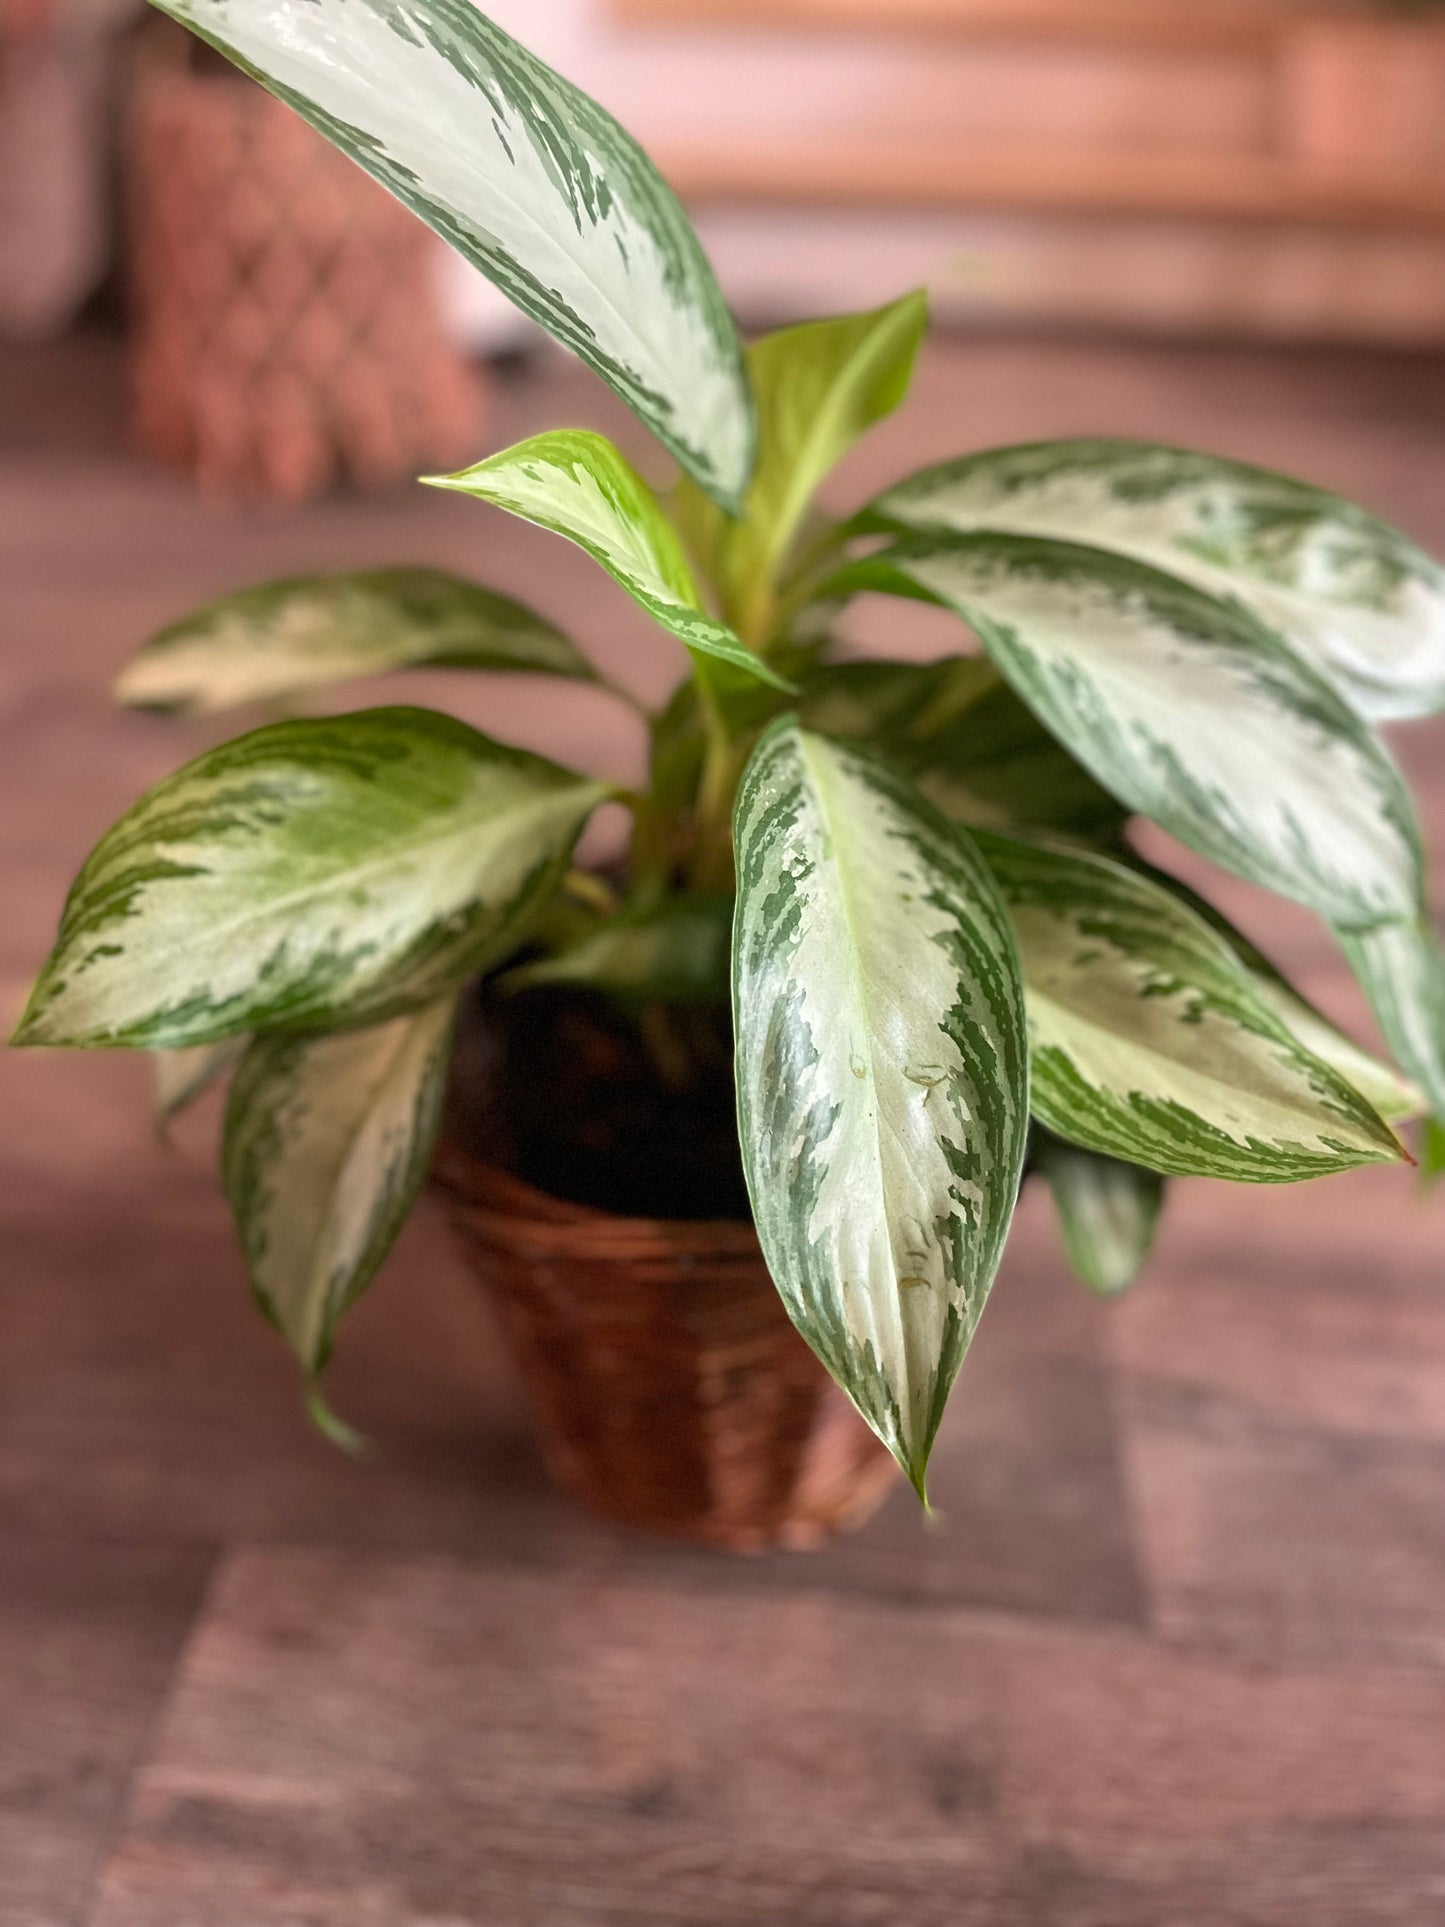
[[15, 0, 1445, 1499]]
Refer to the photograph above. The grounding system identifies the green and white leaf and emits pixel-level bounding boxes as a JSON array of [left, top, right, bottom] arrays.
[[863, 439, 1445, 721], [718, 290, 928, 634], [153, 1037, 246, 1127], [1135, 864, 1424, 1124], [1033, 1134, 1163, 1297], [801, 655, 1126, 843], [732, 719, 1029, 1495], [1337, 917, 1445, 1121], [974, 831, 1405, 1182], [224, 997, 455, 1373], [427, 432, 792, 691], [13, 707, 604, 1050], [152, 0, 754, 508], [504, 896, 731, 1004], [116, 569, 596, 715], [838, 534, 1422, 929]]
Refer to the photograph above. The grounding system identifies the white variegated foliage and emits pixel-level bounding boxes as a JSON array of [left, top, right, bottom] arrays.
[[732, 720, 1029, 1493], [973, 833, 1404, 1182], [864, 440, 1445, 721], [1337, 918, 1445, 1122], [428, 432, 792, 691], [843, 534, 1422, 929], [1142, 867, 1426, 1124], [16, 708, 605, 1050], [116, 569, 595, 715], [800, 656, 1126, 842], [1033, 1136, 1163, 1297], [153, 0, 754, 507], [224, 997, 455, 1371]]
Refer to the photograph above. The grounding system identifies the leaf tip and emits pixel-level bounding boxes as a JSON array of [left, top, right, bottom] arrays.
[[305, 1380, 370, 1459]]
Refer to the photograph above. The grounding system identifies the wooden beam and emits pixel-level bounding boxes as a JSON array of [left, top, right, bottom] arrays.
[[613, 0, 1339, 54], [648, 139, 1445, 230]]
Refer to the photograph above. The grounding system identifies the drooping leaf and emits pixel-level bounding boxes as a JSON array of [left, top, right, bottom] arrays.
[[801, 655, 1126, 843], [116, 569, 596, 715], [152, 0, 754, 508], [973, 831, 1405, 1183], [1337, 917, 1445, 1121], [718, 291, 929, 634], [224, 997, 455, 1373], [732, 719, 1029, 1495], [504, 896, 731, 1004], [1033, 1133, 1163, 1297], [837, 534, 1422, 929], [13, 708, 605, 1050], [1133, 863, 1424, 1124], [862, 439, 1445, 721], [153, 1037, 247, 1128], [426, 432, 793, 692]]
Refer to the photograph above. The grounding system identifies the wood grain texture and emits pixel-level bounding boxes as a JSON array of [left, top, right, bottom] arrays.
[[0, 1540, 212, 1927], [90, 1546, 1445, 1927], [4, 332, 1445, 1922]]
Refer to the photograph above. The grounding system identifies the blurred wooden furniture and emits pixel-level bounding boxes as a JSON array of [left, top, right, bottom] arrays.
[[618, 0, 1445, 223], [613, 0, 1445, 341]]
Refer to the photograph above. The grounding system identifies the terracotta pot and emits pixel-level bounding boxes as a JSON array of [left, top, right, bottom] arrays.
[[434, 1143, 898, 1553]]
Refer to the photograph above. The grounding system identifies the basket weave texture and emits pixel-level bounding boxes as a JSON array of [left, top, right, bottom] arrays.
[[435, 1145, 898, 1552], [127, 68, 484, 500]]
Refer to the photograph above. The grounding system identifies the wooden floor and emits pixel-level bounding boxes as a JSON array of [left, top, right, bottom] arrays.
[[3, 329, 1445, 1927]]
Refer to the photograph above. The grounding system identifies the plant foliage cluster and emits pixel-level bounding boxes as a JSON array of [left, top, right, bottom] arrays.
[[17, 0, 1445, 1496]]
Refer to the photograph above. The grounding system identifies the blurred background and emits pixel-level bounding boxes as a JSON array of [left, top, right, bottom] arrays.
[[3, 3, 1444, 1924]]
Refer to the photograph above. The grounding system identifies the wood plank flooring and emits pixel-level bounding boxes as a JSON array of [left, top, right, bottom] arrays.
[[2, 328, 1444, 1924]]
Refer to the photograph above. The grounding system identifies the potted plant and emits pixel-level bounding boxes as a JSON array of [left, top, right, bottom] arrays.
[[15, 0, 1445, 1551]]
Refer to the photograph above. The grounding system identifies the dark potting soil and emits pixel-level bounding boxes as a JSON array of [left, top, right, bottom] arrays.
[[445, 980, 753, 1222]]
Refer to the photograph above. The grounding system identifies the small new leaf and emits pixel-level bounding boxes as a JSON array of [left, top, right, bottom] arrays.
[[733, 719, 1029, 1496], [151, 0, 754, 507], [427, 432, 793, 692], [838, 534, 1422, 930], [224, 997, 456, 1374], [863, 439, 1445, 722], [721, 290, 928, 632], [975, 832, 1406, 1182], [14, 708, 605, 1049], [116, 569, 596, 715], [1033, 1134, 1164, 1297]]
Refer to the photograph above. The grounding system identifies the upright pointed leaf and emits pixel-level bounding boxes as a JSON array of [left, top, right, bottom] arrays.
[[732, 719, 1029, 1494], [719, 291, 928, 632], [863, 440, 1445, 722], [116, 569, 597, 716], [801, 656, 1126, 843], [1033, 1134, 1163, 1298], [974, 832, 1405, 1183], [153, 0, 753, 507], [13, 708, 604, 1050], [1337, 918, 1445, 1121], [428, 433, 792, 692], [838, 534, 1422, 929], [224, 998, 455, 1373]]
